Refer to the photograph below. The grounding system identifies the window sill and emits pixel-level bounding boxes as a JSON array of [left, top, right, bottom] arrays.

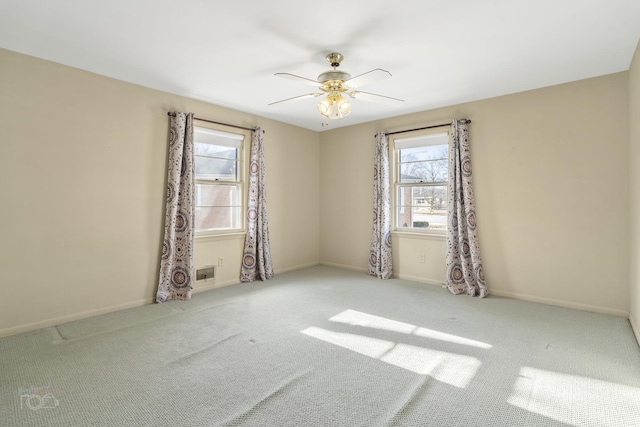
[[391, 231, 446, 241], [195, 231, 246, 243]]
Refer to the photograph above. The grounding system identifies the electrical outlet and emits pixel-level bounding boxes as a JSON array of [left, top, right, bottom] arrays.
[[218, 257, 224, 267], [419, 254, 425, 263]]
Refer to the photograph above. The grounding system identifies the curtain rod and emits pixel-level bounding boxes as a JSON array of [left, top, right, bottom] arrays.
[[167, 112, 261, 132], [380, 119, 471, 137]]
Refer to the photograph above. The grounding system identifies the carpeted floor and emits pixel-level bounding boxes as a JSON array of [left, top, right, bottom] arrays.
[[1, 266, 639, 426]]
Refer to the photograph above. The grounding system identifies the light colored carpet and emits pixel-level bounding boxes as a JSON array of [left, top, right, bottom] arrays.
[[1, 266, 639, 426]]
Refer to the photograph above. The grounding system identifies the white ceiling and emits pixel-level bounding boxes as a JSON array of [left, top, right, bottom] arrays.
[[1, 0, 639, 132]]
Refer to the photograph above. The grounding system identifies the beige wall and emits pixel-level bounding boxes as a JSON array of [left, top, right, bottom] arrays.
[[629, 40, 640, 341], [0, 46, 633, 336], [320, 72, 629, 316], [0, 48, 320, 336]]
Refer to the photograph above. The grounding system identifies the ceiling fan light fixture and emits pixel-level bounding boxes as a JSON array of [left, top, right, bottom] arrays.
[[272, 52, 403, 121], [317, 94, 351, 120], [317, 97, 333, 117], [336, 97, 351, 118]]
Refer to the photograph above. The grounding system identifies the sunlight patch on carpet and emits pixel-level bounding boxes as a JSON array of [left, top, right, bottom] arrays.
[[302, 326, 481, 388], [508, 367, 640, 426], [329, 309, 492, 349]]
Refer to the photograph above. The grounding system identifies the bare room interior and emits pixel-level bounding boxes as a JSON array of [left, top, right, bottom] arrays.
[[1, 1, 640, 426]]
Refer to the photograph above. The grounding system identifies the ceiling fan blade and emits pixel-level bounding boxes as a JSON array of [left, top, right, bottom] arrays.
[[275, 73, 323, 87], [268, 93, 323, 106], [349, 91, 404, 107], [344, 68, 392, 88]]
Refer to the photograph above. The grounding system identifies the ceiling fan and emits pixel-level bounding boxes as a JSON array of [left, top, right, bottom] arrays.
[[269, 52, 404, 120]]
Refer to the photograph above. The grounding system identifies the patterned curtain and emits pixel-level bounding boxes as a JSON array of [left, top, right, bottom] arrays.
[[156, 112, 195, 303], [446, 119, 488, 297], [368, 132, 393, 279], [240, 128, 274, 282]]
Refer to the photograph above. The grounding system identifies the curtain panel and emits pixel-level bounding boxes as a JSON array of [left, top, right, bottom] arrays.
[[240, 128, 274, 282], [368, 132, 393, 279], [446, 119, 488, 298], [156, 112, 195, 303]]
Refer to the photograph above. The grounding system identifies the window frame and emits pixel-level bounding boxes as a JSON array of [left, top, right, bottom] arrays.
[[193, 123, 249, 238], [391, 127, 450, 237]]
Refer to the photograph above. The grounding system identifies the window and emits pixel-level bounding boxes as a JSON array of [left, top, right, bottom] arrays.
[[194, 126, 245, 234], [393, 130, 449, 232]]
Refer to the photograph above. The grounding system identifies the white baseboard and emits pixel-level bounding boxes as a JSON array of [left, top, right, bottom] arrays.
[[318, 263, 446, 289], [319, 261, 367, 273], [0, 297, 155, 339], [320, 264, 445, 287], [275, 261, 321, 274], [490, 288, 629, 318], [393, 273, 445, 288], [193, 261, 321, 293], [6, 262, 627, 341], [391, 272, 628, 318], [630, 312, 640, 347], [193, 278, 239, 292], [1, 262, 322, 339]]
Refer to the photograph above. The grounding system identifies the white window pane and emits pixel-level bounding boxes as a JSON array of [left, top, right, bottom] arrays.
[[195, 207, 242, 231], [194, 127, 243, 148], [399, 144, 448, 183], [193, 126, 244, 233], [194, 142, 237, 159], [195, 184, 241, 206], [195, 156, 237, 180], [195, 184, 242, 232], [397, 185, 447, 230], [400, 159, 448, 183], [400, 144, 448, 162]]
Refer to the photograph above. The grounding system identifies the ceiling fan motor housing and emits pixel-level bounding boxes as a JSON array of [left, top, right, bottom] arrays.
[[318, 52, 350, 88], [317, 70, 351, 85]]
